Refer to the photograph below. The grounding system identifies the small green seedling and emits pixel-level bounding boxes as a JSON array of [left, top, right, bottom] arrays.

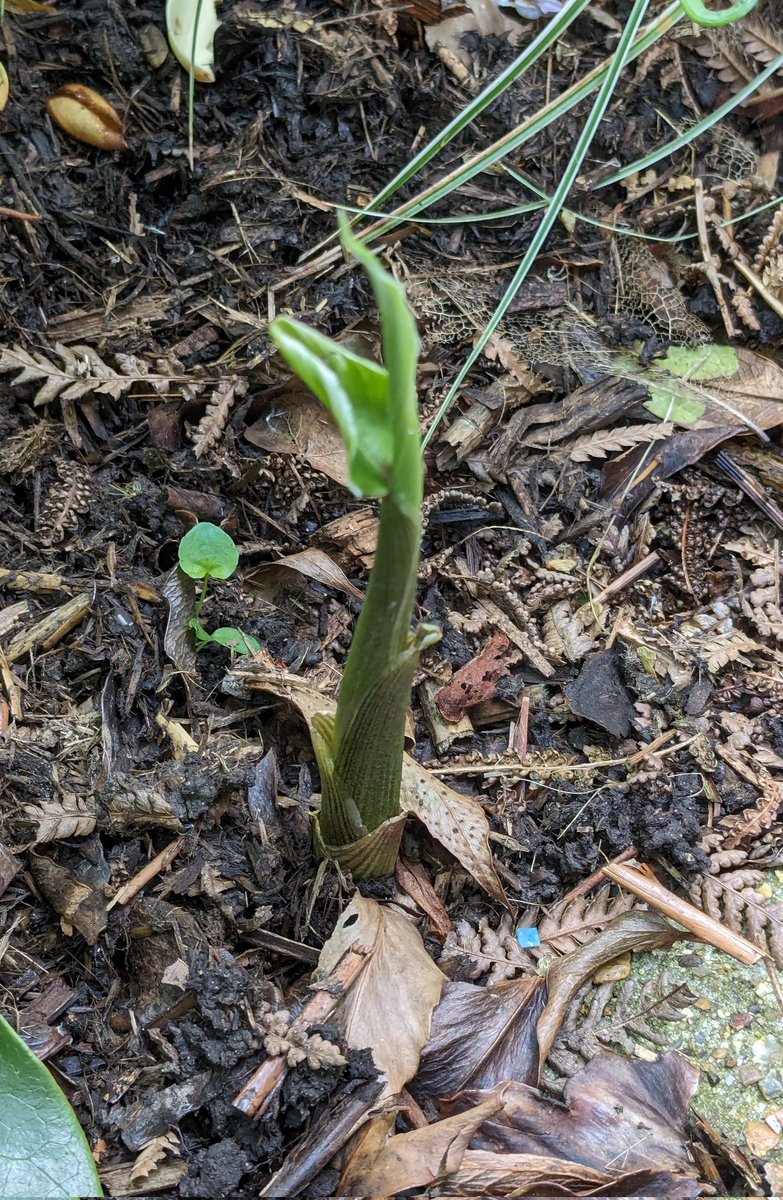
[[178, 522, 260, 657]]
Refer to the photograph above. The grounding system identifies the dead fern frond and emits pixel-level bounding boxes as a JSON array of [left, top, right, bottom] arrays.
[[690, 862, 783, 966], [548, 972, 695, 1087], [518, 887, 636, 960], [720, 772, 783, 850], [190, 378, 249, 458], [564, 422, 673, 461], [0, 344, 174, 406]]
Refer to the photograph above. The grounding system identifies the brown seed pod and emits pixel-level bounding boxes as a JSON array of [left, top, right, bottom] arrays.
[[46, 84, 127, 151]]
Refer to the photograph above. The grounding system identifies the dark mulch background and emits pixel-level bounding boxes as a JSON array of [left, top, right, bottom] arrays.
[[1, 0, 783, 1195]]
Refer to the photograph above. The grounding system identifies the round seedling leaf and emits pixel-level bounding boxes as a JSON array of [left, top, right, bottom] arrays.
[[0, 1012, 103, 1197], [178, 522, 239, 580]]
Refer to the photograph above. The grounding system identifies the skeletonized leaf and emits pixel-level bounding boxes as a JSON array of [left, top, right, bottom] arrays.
[[315, 894, 445, 1096]]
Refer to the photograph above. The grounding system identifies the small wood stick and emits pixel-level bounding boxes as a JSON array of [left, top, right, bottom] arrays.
[[603, 860, 763, 965], [108, 835, 186, 909], [233, 942, 372, 1119]]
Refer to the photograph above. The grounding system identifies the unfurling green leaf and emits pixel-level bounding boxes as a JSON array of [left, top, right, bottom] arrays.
[[178, 521, 239, 579], [270, 318, 393, 498], [270, 216, 437, 879], [0, 1012, 103, 1198]]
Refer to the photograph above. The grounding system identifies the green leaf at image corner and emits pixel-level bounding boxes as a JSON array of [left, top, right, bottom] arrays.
[[0, 1012, 103, 1198], [178, 522, 239, 580], [270, 316, 394, 498]]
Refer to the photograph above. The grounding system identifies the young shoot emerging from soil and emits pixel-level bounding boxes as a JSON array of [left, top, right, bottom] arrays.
[[270, 216, 439, 878]]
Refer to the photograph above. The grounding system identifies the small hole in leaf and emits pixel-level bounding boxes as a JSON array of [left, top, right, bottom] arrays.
[[343, 913, 359, 927]]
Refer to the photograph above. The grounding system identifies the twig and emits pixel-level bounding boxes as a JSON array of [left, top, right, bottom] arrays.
[[602, 860, 764, 965], [108, 836, 186, 908]]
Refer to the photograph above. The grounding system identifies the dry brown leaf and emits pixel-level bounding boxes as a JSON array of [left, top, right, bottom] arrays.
[[339, 1096, 504, 1196], [435, 631, 516, 722], [249, 547, 362, 601], [229, 664, 507, 901], [129, 1131, 180, 1186], [245, 388, 349, 487], [314, 894, 445, 1096]]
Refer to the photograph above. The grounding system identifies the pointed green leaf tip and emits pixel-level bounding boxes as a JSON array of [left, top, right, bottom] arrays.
[[0, 1012, 103, 1197], [269, 318, 393, 497], [269, 212, 419, 500], [178, 521, 239, 579]]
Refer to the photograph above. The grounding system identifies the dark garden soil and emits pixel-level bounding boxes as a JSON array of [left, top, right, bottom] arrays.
[[1, 0, 783, 1195]]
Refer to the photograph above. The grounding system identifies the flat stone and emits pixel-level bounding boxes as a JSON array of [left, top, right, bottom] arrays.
[[745, 1121, 781, 1156], [739, 1066, 763, 1087], [759, 1074, 783, 1101]]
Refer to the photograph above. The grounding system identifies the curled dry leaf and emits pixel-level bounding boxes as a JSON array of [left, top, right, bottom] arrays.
[[249, 547, 363, 602], [228, 664, 508, 902], [339, 1095, 504, 1196], [314, 894, 445, 1096], [46, 84, 128, 151]]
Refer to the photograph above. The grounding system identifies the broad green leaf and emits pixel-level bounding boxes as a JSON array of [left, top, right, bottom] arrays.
[[644, 381, 706, 425], [205, 626, 261, 655], [0, 1012, 103, 1198], [178, 522, 239, 579], [644, 344, 740, 425], [657, 344, 739, 381], [270, 317, 393, 497]]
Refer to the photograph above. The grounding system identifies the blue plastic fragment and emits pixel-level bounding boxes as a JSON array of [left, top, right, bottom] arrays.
[[516, 926, 541, 949]]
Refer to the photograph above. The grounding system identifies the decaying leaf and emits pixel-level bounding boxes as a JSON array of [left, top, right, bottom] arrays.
[[129, 1131, 180, 1186], [446, 1051, 701, 1190], [314, 894, 445, 1096], [435, 631, 516, 722], [228, 664, 507, 901], [248, 547, 363, 602]]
